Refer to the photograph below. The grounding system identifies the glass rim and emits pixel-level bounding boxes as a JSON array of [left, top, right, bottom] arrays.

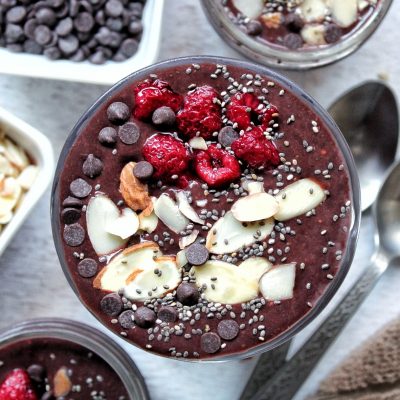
[[200, 0, 393, 70], [51, 55, 361, 362], [0, 318, 150, 398]]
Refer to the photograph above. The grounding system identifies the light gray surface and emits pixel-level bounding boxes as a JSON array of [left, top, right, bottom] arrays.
[[0, 1, 399, 400]]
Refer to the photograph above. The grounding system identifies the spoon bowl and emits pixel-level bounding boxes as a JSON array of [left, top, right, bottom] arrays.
[[329, 81, 398, 211], [375, 161, 400, 259]]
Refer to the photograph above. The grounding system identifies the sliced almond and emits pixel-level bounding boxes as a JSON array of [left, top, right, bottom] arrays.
[[232, 0, 264, 18], [53, 367, 72, 397], [238, 257, 272, 280], [329, 0, 358, 27], [0, 210, 13, 224], [86, 194, 129, 255], [300, 0, 328, 22], [105, 207, 139, 239], [301, 24, 327, 46], [274, 178, 326, 221], [231, 192, 279, 222], [242, 180, 265, 195], [189, 136, 208, 150], [17, 165, 39, 190], [0, 154, 16, 176], [124, 256, 181, 301], [261, 12, 283, 29], [179, 229, 199, 249], [138, 210, 158, 233], [176, 191, 203, 225], [0, 177, 21, 215], [193, 260, 260, 304], [93, 242, 160, 291], [206, 211, 274, 254], [176, 250, 188, 269], [154, 194, 189, 234], [259, 263, 296, 301], [3, 138, 30, 171], [119, 162, 152, 212]]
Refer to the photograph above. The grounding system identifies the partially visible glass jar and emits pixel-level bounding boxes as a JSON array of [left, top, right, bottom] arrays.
[[201, 0, 393, 69], [0, 318, 149, 400]]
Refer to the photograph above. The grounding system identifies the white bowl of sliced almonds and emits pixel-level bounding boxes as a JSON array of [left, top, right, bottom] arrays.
[[0, 107, 54, 257]]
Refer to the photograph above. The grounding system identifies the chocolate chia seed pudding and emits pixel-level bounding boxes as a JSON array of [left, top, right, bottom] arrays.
[[52, 57, 359, 360], [224, 0, 380, 50], [0, 338, 129, 399]]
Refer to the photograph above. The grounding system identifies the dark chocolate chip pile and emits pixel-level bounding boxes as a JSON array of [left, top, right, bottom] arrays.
[[0, 0, 146, 64]]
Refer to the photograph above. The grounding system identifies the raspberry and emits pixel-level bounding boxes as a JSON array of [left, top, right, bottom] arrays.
[[194, 144, 241, 187], [0, 369, 38, 400], [176, 86, 222, 139], [142, 134, 190, 180], [231, 127, 280, 169], [226, 93, 279, 130], [134, 79, 183, 120]]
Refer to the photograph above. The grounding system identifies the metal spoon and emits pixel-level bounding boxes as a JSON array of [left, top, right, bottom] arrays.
[[248, 160, 400, 400], [329, 81, 398, 211], [241, 81, 398, 400]]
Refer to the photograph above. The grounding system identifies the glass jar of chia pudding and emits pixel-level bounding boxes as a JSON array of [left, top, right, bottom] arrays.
[[201, 0, 393, 69], [0, 319, 149, 399], [51, 56, 361, 361]]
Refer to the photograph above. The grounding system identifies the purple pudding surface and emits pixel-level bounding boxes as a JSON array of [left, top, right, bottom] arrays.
[[54, 60, 353, 360]]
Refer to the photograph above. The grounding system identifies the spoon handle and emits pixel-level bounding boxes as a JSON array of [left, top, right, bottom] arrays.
[[247, 255, 387, 400]]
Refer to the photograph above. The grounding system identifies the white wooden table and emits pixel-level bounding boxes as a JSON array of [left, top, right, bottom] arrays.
[[0, 1, 399, 399]]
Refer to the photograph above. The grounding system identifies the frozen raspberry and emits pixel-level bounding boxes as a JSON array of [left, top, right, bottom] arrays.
[[226, 93, 279, 131], [0, 369, 38, 400], [134, 79, 183, 120], [231, 127, 280, 169], [142, 134, 190, 180], [176, 86, 222, 139], [194, 144, 241, 187]]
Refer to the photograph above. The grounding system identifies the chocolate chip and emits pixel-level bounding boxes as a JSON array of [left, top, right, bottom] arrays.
[[82, 154, 103, 178], [70, 48, 85, 62], [105, 0, 123, 18], [107, 101, 130, 125], [283, 33, 303, 50], [27, 364, 46, 383], [77, 258, 98, 278], [106, 17, 123, 32], [134, 306, 156, 328], [36, 7, 56, 26], [75, 12, 95, 33], [120, 38, 138, 57], [70, 178, 92, 198], [5, 24, 24, 43], [152, 106, 176, 126], [157, 306, 177, 323], [61, 207, 81, 224], [217, 320, 239, 340], [324, 24, 342, 44], [176, 283, 199, 306], [100, 293, 123, 316], [201, 332, 221, 354], [6, 43, 22, 52], [34, 25, 52, 46], [218, 126, 239, 148], [285, 13, 304, 33], [133, 161, 153, 180], [63, 223, 85, 247], [246, 20, 262, 36], [58, 34, 79, 55], [62, 196, 83, 208], [128, 20, 142, 35], [55, 17, 73, 36], [185, 243, 209, 266], [89, 50, 106, 64], [43, 46, 61, 60], [118, 122, 140, 144], [118, 310, 135, 329], [6, 6, 26, 23], [98, 126, 118, 145], [23, 39, 43, 54], [24, 19, 38, 39]]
